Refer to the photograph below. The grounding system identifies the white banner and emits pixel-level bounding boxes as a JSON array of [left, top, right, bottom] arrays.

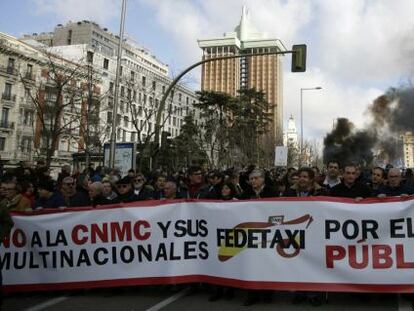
[[2, 197, 414, 293]]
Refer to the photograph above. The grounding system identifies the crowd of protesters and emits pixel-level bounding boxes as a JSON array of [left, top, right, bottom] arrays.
[[0, 159, 414, 307]]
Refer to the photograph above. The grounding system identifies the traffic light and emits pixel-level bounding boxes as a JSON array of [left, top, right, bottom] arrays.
[[291, 44, 307, 72]]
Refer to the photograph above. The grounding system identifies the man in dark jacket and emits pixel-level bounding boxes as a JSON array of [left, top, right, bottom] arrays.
[[0, 194, 13, 308], [330, 164, 372, 200], [88, 182, 112, 206], [377, 168, 414, 197], [284, 167, 328, 197], [241, 169, 277, 199]]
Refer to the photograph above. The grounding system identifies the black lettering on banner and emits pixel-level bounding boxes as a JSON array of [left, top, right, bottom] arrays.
[[120, 246, 134, 263], [269, 230, 283, 248], [198, 220, 208, 237], [29, 252, 39, 269], [184, 241, 197, 259], [199, 241, 209, 259], [361, 220, 379, 239], [234, 229, 247, 247], [31, 231, 42, 247], [77, 249, 92, 267], [391, 218, 405, 238], [217, 229, 225, 246], [94, 248, 109, 265], [174, 220, 187, 237], [325, 220, 340, 239], [157, 221, 171, 238], [155, 243, 168, 261], [169, 242, 181, 260], [14, 252, 26, 269], [61, 250, 74, 267], [55, 230, 68, 246], [111, 246, 117, 264], [0, 253, 10, 270], [137, 245, 152, 261]]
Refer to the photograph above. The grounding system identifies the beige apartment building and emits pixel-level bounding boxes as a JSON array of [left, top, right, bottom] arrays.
[[198, 6, 286, 144], [403, 132, 414, 168]]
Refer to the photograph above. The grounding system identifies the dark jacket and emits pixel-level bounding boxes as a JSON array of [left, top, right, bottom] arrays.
[[90, 195, 112, 207], [376, 184, 414, 197], [241, 185, 278, 199], [0, 203, 13, 243], [34, 192, 66, 209], [64, 191, 90, 207], [283, 183, 328, 197], [330, 182, 372, 198]]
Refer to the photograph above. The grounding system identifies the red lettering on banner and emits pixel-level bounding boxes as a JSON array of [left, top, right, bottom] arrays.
[[91, 223, 108, 244], [72, 225, 88, 245], [396, 244, 414, 268], [133, 221, 151, 240], [12, 229, 27, 248], [349, 245, 369, 269], [372, 245, 393, 269], [110, 222, 132, 242], [326, 245, 346, 268]]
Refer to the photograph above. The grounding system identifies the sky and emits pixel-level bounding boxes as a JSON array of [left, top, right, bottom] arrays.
[[1, 0, 414, 143]]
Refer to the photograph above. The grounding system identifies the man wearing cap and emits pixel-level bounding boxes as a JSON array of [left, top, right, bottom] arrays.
[[132, 173, 153, 200], [114, 176, 140, 203], [34, 180, 65, 209]]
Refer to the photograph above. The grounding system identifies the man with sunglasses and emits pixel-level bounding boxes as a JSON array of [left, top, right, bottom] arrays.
[[60, 177, 89, 207], [132, 173, 153, 200]]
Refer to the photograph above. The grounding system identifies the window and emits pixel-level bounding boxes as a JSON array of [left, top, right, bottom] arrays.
[[109, 82, 114, 94], [3, 83, 12, 99], [152, 81, 156, 91], [1, 108, 9, 126], [119, 66, 123, 76], [120, 86, 125, 97], [116, 114, 121, 126], [123, 116, 128, 127], [143, 94, 147, 104], [131, 132, 136, 141], [7, 58, 15, 72], [0, 137, 5, 151], [107, 112, 112, 123], [87, 51, 94, 63], [178, 93, 182, 102], [142, 76, 146, 87], [133, 90, 137, 101], [130, 71, 135, 81], [26, 64, 33, 77], [162, 85, 166, 94], [103, 58, 109, 69], [122, 130, 126, 142]]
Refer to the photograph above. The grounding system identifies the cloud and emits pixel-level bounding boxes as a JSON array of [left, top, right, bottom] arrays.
[[32, 0, 120, 25], [283, 67, 383, 140]]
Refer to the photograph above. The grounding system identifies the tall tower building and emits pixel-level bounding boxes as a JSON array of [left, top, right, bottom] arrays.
[[198, 6, 286, 143]]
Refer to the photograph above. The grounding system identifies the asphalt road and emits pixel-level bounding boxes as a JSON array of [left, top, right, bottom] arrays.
[[4, 286, 412, 311]]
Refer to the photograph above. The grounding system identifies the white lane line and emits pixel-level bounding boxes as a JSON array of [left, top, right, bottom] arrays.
[[23, 296, 69, 311], [145, 288, 190, 311], [399, 294, 413, 311]]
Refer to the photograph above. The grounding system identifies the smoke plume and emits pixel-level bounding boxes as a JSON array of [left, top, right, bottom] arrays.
[[323, 85, 414, 166]]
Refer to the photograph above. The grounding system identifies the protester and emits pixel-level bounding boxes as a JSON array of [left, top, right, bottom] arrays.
[[163, 181, 180, 200], [88, 182, 111, 206], [61, 176, 90, 207], [323, 161, 342, 189], [0, 181, 32, 211], [102, 180, 118, 202], [377, 168, 414, 197], [34, 180, 65, 209], [330, 164, 372, 200]]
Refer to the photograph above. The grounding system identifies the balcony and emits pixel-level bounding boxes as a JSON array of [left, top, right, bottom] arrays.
[[0, 151, 14, 160], [0, 121, 15, 131], [0, 65, 17, 77], [22, 72, 36, 83], [1, 93, 16, 106]]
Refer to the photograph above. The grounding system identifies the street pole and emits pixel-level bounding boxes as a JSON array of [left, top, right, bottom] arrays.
[[299, 86, 322, 166], [153, 49, 295, 167], [109, 0, 127, 168]]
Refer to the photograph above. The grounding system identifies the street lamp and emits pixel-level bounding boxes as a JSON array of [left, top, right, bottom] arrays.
[[300, 86, 322, 165]]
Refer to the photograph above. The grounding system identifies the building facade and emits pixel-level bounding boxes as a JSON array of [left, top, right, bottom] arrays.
[[403, 132, 414, 168], [198, 6, 286, 144], [20, 21, 202, 170]]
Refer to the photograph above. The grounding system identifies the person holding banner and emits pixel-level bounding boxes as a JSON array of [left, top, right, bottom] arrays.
[[330, 164, 372, 200], [240, 169, 277, 306], [282, 167, 327, 306], [0, 193, 13, 309]]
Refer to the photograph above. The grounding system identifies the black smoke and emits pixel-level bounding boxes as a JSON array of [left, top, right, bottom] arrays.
[[323, 85, 414, 166]]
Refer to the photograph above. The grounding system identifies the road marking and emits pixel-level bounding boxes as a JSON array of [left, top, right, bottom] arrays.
[[145, 288, 190, 311], [23, 296, 69, 311], [399, 294, 413, 311]]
